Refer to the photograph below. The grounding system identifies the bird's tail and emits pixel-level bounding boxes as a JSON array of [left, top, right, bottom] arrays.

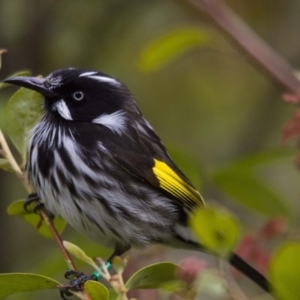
[[174, 231, 271, 292], [229, 252, 271, 292]]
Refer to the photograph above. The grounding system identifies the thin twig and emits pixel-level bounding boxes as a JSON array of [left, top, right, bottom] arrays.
[[96, 258, 128, 299], [0, 129, 24, 182], [40, 210, 77, 270], [179, 0, 300, 99], [0, 128, 77, 270]]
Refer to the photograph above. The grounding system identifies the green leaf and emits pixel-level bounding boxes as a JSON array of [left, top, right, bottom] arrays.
[[212, 170, 291, 218], [7, 200, 66, 238], [189, 206, 240, 257], [0, 273, 60, 299], [5, 87, 42, 160], [0, 70, 31, 89], [63, 241, 99, 270], [126, 262, 178, 290], [138, 26, 211, 72], [7, 199, 35, 215], [0, 158, 14, 172], [108, 289, 118, 300], [84, 280, 109, 300], [268, 241, 300, 300]]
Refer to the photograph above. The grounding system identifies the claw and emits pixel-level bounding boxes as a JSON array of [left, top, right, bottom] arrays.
[[33, 202, 45, 214], [59, 286, 74, 299], [64, 270, 84, 280], [24, 193, 55, 219], [59, 271, 97, 299], [24, 193, 40, 212]]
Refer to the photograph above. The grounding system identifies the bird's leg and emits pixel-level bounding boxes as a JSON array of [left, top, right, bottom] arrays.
[[107, 245, 130, 263], [59, 245, 130, 299]]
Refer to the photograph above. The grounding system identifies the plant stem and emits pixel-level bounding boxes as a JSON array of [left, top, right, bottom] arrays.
[[179, 0, 300, 99], [0, 129, 24, 182]]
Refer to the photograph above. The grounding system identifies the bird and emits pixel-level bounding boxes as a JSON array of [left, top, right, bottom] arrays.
[[4, 68, 270, 295]]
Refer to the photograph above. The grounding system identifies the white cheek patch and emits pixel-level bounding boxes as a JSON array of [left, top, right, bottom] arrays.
[[92, 110, 126, 135], [52, 100, 73, 120]]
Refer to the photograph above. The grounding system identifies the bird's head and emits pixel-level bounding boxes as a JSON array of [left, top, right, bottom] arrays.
[[4, 68, 134, 124]]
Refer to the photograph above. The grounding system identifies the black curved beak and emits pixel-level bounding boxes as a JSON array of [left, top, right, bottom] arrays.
[[3, 76, 54, 97]]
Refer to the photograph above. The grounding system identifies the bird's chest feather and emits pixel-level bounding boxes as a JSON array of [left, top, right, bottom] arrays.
[[26, 119, 179, 247], [27, 121, 123, 242]]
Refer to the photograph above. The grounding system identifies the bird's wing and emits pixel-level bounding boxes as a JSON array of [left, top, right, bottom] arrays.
[[151, 158, 204, 209], [101, 123, 204, 210]]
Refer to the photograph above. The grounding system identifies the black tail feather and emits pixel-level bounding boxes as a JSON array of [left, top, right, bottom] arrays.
[[229, 253, 271, 293]]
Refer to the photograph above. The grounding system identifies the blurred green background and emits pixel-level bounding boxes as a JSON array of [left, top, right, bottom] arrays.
[[0, 0, 300, 299]]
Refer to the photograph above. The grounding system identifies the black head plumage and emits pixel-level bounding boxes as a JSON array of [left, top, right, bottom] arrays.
[[4, 68, 135, 122]]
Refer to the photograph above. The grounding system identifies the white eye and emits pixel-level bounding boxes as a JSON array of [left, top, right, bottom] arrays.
[[73, 91, 84, 101]]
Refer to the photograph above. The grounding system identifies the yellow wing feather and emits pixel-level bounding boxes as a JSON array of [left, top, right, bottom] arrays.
[[152, 159, 204, 209]]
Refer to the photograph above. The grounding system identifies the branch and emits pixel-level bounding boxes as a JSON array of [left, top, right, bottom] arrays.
[[179, 0, 300, 99], [0, 130, 24, 182]]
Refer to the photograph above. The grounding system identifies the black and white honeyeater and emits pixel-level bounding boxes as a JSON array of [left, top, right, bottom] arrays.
[[4, 68, 270, 294]]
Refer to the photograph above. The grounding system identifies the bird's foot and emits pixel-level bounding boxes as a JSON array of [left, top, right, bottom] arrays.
[[24, 192, 54, 218], [24, 193, 40, 213], [60, 270, 97, 299]]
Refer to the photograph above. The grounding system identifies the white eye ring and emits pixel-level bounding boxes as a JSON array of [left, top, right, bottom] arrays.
[[73, 91, 84, 101]]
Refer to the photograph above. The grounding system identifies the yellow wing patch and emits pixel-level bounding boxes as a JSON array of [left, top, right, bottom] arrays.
[[153, 159, 204, 209]]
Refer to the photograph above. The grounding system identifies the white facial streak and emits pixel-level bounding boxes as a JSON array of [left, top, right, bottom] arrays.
[[87, 75, 120, 86], [79, 72, 120, 86], [52, 100, 73, 120], [92, 110, 126, 135], [79, 71, 98, 77]]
